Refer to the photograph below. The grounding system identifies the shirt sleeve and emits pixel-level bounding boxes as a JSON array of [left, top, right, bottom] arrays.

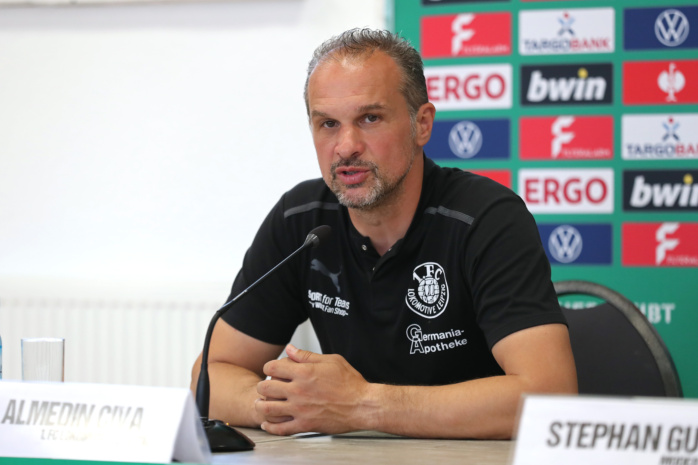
[[464, 190, 566, 349], [220, 194, 308, 345]]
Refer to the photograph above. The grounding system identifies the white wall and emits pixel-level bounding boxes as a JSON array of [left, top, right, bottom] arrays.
[[0, 0, 387, 385]]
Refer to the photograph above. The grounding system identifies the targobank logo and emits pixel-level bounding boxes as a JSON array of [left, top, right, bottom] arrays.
[[405, 262, 449, 319], [406, 324, 467, 355], [520, 8, 615, 55], [622, 114, 698, 160]]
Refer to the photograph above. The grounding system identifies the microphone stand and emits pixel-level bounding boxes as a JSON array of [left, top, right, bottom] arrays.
[[195, 226, 330, 452]]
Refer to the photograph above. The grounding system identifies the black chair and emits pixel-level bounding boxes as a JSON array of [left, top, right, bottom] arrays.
[[554, 280, 683, 398]]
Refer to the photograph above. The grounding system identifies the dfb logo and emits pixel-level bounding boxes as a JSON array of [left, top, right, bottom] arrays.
[[622, 222, 698, 267], [519, 168, 614, 213], [520, 115, 613, 160], [425, 64, 512, 110], [521, 64, 613, 106], [420, 12, 511, 58], [622, 113, 698, 160], [624, 170, 698, 211], [623, 59, 698, 105]]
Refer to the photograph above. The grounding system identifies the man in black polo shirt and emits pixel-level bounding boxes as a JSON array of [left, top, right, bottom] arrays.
[[191, 28, 577, 439]]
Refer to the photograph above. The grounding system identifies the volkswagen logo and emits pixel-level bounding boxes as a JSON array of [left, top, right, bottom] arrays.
[[448, 121, 483, 159], [548, 225, 583, 264], [655, 9, 690, 47]]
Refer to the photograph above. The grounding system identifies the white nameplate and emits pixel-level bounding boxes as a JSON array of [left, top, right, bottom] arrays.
[[512, 395, 698, 465], [0, 381, 211, 464]]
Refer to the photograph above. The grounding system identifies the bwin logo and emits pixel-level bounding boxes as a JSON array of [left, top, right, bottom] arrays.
[[629, 173, 698, 209], [527, 68, 607, 103], [548, 225, 583, 264], [448, 121, 483, 159]]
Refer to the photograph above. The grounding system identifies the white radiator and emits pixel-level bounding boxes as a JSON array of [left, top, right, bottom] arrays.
[[0, 279, 320, 387], [0, 290, 216, 387]]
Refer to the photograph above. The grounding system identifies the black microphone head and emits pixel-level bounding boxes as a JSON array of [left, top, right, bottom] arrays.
[[304, 225, 332, 248]]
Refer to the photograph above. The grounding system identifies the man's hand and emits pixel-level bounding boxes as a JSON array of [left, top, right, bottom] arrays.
[[255, 345, 373, 436]]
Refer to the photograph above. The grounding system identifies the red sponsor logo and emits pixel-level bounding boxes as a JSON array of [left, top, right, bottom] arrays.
[[519, 169, 614, 213], [470, 169, 511, 188], [425, 64, 512, 110], [421, 13, 511, 58], [622, 223, 698, 267], [624, 60, 698, 105], [520, 115, 613, 160]]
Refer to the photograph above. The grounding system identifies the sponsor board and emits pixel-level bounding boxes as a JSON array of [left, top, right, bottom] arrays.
[[426, 64, 512, 111], [421, 12, 511, 58], [470, 169, 512, 189], [521, 64, 613, 106], [519, 8, 614, 55], [623, 170, 698, 212], [519, 168, 614, 214], [422, 0, 507, 4], [622, 222, 698, 267], [520, 115, 613, 160], [624, 6, 698, 50], [538, 223, 613, 265], [622, 113, 698, 160], [623, 59, 698, 105], [425, 119, 509, 161]]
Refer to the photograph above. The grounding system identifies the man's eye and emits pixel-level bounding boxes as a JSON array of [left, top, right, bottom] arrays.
[[323, 121, 337, 128], [365, 114, 379, 123]]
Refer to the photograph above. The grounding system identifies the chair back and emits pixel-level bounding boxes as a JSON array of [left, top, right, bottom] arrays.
[[555, 280, 682, 398]]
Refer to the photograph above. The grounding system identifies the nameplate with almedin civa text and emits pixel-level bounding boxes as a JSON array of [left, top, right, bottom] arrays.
[[0, 381, 211, 464], [511, 394, 698, 465]]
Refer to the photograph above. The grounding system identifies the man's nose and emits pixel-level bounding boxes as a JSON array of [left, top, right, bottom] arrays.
[[335, 126, 364, 159]]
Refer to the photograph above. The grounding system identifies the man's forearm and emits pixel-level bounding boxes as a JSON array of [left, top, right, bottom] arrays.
[[191, 358, 263, 428], [361, 375, 537, 439], [258, 325, 577, 438]]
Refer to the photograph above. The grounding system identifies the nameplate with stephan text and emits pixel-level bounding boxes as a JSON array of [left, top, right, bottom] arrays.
[[512, 395, 698, 465], [0, 381, 211, 463]]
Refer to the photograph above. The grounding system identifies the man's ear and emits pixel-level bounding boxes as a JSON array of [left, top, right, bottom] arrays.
[[415, 102, 436, 147]]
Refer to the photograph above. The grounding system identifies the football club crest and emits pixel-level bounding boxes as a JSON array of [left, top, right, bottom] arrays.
[[405, 262, 450, 319]]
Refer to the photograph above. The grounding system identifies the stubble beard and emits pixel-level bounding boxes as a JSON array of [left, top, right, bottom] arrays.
[[329, 149, 416, 211]]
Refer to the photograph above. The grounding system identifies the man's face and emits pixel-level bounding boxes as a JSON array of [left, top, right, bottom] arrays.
[[306, 51, 420, 210]]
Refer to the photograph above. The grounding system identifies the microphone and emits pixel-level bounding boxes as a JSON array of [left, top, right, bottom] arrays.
[[195, 225, 332, 452]]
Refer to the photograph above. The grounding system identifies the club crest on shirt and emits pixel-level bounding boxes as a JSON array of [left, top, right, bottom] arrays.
[[405, 262, 449, 319]]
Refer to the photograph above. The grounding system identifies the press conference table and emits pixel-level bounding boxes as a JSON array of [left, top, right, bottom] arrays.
[[0, 428, 513, 465], [211, 428, 514, 465]]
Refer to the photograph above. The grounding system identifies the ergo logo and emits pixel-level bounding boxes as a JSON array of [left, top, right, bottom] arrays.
[[425, 64, 512, 110], [519, 169, 614, 213]]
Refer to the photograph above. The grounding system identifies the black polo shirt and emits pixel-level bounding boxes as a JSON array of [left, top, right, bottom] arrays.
[[222, 156, 565, 385]]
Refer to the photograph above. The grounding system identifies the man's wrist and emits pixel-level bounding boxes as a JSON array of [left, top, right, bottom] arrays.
[[356, 382, 388, 432]]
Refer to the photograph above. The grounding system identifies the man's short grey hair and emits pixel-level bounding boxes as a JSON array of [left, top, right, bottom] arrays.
[[303, 28, 429, 119]]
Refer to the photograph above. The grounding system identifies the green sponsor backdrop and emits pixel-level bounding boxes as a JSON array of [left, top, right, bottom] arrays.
[[391, 0, 698, 397]]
